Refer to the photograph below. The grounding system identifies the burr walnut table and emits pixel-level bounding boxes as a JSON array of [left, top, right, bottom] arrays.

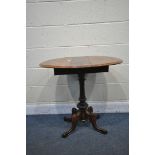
[[40, 56, 123, 138]]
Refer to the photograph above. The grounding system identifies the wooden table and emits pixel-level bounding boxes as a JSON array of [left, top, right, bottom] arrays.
[[40, 56, 123, 138]]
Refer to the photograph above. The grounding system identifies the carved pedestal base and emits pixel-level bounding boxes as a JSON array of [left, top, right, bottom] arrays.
[[62, 106, 107, 138], [62, 73, 107, 138]]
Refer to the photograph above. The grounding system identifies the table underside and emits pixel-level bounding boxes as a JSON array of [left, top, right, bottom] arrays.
[[54, 65, 109, 75]]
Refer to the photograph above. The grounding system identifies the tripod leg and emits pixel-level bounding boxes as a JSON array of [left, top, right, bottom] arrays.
[[87, 106, 100, 119], [89, 113, 107, 134], [64, 108, 77, 122], [62, 113, 79, 138]]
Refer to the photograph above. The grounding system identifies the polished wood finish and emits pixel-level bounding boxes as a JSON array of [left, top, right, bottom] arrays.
[[39, 56, 123, 138], [62, 106, 107, 138], [39, 56, 122, 68]]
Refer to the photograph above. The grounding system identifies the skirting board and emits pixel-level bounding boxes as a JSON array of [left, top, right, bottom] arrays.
[[26, 101, 129, 115]]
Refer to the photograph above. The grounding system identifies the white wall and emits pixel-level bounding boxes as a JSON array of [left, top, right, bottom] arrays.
[[26, 0, 129, 111]]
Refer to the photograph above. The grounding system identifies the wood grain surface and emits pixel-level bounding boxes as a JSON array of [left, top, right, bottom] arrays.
[[39, 56, 123, 68]]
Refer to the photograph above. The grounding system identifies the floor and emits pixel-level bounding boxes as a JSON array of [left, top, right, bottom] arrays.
[[27, 113, 129, 155]]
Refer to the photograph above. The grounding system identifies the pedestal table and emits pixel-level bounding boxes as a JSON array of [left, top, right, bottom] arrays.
[[40, 56, 123, 138]]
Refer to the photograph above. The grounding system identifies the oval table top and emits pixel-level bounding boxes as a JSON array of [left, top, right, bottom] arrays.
[[39, 56, 123, 69]]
